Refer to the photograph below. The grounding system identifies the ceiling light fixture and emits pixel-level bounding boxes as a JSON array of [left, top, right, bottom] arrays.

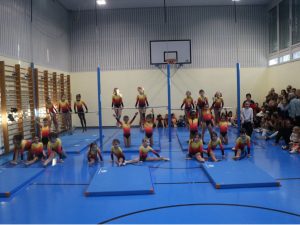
[[96, 0, 106, 5], [232, 0, 240, 1]]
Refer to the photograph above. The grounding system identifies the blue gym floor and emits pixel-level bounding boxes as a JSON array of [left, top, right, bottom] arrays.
[[1, 127, 300, 223]]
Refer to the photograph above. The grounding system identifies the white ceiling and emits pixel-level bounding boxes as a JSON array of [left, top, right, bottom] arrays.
[[58, 0, 273, 11]]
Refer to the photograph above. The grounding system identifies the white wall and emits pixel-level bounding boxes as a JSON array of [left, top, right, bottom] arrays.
[[71, 66, 267, 127]]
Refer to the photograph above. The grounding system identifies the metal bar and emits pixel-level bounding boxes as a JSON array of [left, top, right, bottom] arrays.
[[236, 63, 241, 132], [97, 65, 103, 149], [167, 64, 171, 142]]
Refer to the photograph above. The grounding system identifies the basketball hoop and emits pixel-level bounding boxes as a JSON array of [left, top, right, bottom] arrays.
[[165, 59, 177, 65]]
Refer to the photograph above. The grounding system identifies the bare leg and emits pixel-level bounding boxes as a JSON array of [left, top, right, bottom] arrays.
[[146, 157, 169, 161], [195, 153, 205, 162], [43, 152, 56, 167], [25, 157, 39, 166], [208, 151, 218, 162], [233, 149, 241, 160]]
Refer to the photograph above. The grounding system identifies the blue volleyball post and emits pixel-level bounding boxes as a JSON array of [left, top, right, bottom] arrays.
[[236, 63, 241, 132], [97, 65, 103, 149], [167, 64, 172, 142]]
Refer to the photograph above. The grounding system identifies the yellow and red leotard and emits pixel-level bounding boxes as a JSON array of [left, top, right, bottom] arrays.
[[59, 100, 71, 113], [207, 138, 224, 156], [135, 94, 149, 108], [74, 100, 87, 113], [112, 94, 124, 108], [188, 140, 203, 155], [139, 145, 159, 161], [47, 138, 63, 156], [110, 146, 125, 160]]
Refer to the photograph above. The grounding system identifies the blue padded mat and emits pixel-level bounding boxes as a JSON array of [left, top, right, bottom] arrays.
[[202, 160, 280, 189], [0, 168, 44, 197], [85, 166, 154, 196]]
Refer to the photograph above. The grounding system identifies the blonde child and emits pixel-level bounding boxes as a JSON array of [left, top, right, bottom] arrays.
[[135, 87, 149, 129], [74, 94, 88, 132], [181, 91, 194, 121], [112, 88, 124, 126], [58, 94, 72, 133], [144, 110, 155, 146], [201, 104, 214, 144], [211, 91, 224, 124], [46, 97, 58, 132], [219, 113, 229, 145], [125, 138, 169, 164]]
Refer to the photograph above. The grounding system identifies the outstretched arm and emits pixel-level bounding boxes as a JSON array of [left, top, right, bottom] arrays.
[[130, 112, 138, 124]]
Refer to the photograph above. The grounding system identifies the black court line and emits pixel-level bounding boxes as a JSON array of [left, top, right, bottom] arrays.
[[99, 203, 300, 224], [154, 181, 210, 185]]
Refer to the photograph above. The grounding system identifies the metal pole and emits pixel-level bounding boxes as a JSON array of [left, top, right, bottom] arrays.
[[167, 64, 171, 142], [236, 63, 241, 132], [97, 65, 103, 149]]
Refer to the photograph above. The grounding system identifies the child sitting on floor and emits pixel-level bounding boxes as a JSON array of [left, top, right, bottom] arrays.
[[125, 138, 169, 164], [186, 133, 205, 163], [288, 126, 300, 154], [110, 139, 126, 166], [232, 129, 251, 160], [87, 142, 103, 165], [205, 131, 224, 162]]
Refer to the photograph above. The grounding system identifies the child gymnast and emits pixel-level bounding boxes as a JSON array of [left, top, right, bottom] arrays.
[[113, 112, 138, 147], [211, 91, 224, 124], [112, 88, 124, 126], [125, 138, 169, 164], [186, 133, 205, 163], [43, 132, 67, 167], [197, 89, 208, 123], [58, 94, 72, 133], [46, 97, 58, 132], [219, 113, 229, 145], [144, 110, 155, 146], [25, 136, 45, 166], [205, 131, 225, 162], [188, 110, 199, 140], [181, 91, 194, 121], [87, 142, 103, 165], [110, 139, 126, 166], [11, 134, 32, 164], [201, 104, 214, 144], [232, 129, 251, 160], [74, 94, 88, 132], [135, 87, 149, 129]]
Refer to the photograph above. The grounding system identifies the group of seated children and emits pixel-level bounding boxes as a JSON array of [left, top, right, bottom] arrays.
[[87, 137, 169, 167], [11, 131, 66, 167], [187, 129, 251, 162]]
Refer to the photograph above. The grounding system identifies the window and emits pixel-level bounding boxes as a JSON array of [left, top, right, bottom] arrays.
[[293, 50, 300, 59], [292, 0, 300, 45], [279, 54, 291, 63], [269, 6, 278, 53], [279, 0, 290, 50], [269, 58, 279, 66]]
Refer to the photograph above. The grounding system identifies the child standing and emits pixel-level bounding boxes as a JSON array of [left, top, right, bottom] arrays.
[[74, 94, 88, 132], [211, 91, 224, 124], [206, 131, 225, 162], [181, 91, 194, 121], [112, 88, 124, 126], [113, 112, 138, 147], [233, 129, 251, 160], [144, 110, 155, 146], [110, 139, 126, 166], [58, 94, 72, 133], [197, 89, 208, 123], [87, 142, 103, 165], [46, 97, 58, 132], [187, 133, 205, 163], [201, 104, 214, 144], [135, 87, 149, 129], [11, 134, 32, 164], [219, 114, 229, 145], [188, 110, 199, 140]]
